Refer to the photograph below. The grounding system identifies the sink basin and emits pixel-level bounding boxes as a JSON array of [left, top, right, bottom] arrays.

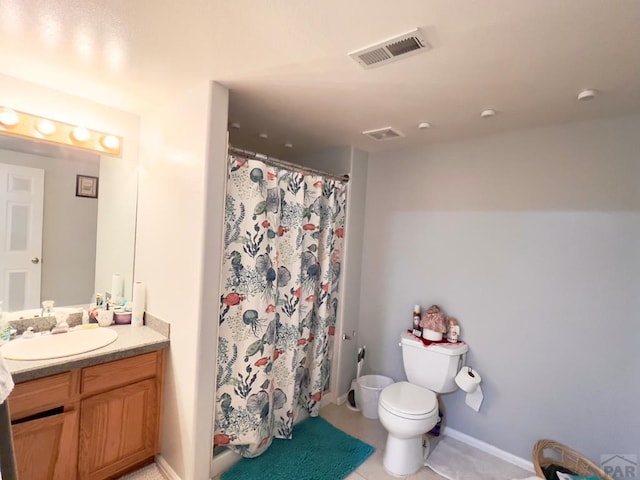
[[0, 328, 118, 360]]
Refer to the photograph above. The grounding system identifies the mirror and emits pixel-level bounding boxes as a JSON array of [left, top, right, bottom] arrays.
[[0, 134, 138, 316]]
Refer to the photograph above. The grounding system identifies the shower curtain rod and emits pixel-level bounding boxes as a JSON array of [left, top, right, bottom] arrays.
[[228, 146, 350, 183]]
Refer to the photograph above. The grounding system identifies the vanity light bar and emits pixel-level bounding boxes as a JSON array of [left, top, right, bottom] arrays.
[[0, 107, 122, 157]]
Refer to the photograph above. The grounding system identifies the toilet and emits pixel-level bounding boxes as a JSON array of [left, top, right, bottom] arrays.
[[377, 331, 468, 476]]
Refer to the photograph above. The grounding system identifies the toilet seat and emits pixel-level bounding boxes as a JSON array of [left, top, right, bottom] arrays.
[[379, 381, 438, 420]]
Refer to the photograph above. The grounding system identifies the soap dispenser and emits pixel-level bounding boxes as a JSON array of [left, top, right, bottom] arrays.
[[41, 300, 55, 317]]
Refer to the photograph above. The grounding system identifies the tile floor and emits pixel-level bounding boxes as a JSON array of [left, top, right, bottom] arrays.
[[124, 402, 532, 480], [320, 403, 441, 480], [118, 463, 167, 479], [319, 403, 532, 480]]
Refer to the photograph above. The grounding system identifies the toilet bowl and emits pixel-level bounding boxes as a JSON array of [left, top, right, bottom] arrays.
[[377, 332, 469, 476], [377, 381, 438, 476]]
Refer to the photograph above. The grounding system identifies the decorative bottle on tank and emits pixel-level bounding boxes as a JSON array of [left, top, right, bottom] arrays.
[[412, 305, 422, 337]]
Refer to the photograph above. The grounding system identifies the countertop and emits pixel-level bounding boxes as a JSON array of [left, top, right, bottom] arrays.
[[4, 324, 169, 383]]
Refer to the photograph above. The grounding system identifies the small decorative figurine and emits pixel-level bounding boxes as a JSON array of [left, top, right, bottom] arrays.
[[446, 317, 460, 342]]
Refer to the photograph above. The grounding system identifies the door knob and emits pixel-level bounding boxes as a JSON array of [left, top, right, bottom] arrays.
[[31, 257, 40, 264]]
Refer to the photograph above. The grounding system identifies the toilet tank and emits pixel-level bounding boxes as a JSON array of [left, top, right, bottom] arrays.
[[401, 331, 468, 393]]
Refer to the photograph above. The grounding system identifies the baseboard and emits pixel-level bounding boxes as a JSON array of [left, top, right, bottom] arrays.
[[155, 455, 182, 480], [320, 391, 336, 408], [443, 427, 534, 472], [336, 393, 348, 405]]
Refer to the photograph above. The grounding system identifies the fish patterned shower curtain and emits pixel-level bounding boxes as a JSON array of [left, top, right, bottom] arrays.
[[214, 153, 347, 458]]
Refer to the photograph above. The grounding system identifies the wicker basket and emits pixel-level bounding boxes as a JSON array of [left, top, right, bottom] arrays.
[[533, 439, 613, 480]]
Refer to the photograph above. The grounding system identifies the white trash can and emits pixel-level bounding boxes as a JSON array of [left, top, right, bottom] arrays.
[[356, 375, 394, 419]]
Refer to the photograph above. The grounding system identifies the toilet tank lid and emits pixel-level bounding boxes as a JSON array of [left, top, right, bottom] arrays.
[[401, 331, 469, 355]]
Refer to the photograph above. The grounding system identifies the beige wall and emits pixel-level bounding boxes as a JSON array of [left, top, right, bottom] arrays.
[[1, 74, 230, 479], [135, 81, 228, 479]]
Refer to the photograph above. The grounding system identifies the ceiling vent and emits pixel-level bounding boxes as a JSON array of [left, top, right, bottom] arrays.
[[362, 127, 404, 141], [349, 28, 430, 69]]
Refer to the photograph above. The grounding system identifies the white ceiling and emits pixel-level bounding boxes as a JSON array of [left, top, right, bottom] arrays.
[[1, 0, 639, 158]]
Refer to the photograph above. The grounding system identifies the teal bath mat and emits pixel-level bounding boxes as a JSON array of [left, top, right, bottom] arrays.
[[221, 416, 375, 480]]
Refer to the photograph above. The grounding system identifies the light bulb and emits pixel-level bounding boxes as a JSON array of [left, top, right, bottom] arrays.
[[100, 135, 120, 150], [36, 119, 56, 135], [71, 126, 90, 143], [0, 108, 19, 127]]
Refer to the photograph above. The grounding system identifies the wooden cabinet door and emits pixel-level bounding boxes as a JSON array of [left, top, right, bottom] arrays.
[[78, 378, 158, 480], [12, 409, 78, 480]]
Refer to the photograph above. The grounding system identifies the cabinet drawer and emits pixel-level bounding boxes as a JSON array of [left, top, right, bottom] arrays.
[[81, 351, 159, 396], [10, 372, 76, 420], [13, 409, 79, 480]]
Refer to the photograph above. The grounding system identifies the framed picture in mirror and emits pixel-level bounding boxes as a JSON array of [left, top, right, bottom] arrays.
[[76, 174, 99, 198]]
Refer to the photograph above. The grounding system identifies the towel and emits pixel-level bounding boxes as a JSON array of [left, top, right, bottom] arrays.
[[0, 350, 14, 404]]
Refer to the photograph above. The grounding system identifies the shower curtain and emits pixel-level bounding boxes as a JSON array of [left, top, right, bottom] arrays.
[[214, 152, 347, 458]]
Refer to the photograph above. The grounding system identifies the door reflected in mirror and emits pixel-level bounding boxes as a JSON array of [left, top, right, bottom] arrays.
[[0, 134, 137, 314]]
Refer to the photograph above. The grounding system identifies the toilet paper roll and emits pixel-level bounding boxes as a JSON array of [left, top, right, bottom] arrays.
[[465, 385, 483, 412], [111, 274, 124, 299], [455, 366, 481, 393], [132, 281, 146, 327], [455, 366, 484, 412]]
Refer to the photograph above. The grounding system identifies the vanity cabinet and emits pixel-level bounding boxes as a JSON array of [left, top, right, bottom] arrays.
[[78, 352, 163, 480], [8, 350, 165, 480]]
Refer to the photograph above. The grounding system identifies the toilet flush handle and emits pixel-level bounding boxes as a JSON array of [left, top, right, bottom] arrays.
[[342, 330, 356, 341]]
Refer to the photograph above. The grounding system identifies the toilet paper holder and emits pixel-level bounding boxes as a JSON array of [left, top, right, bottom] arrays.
[[455, 365, 484, 412]]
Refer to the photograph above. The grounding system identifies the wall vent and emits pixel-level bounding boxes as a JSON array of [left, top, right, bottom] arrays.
[[362, 127, 404, 141], [349, 28, 430, 69]]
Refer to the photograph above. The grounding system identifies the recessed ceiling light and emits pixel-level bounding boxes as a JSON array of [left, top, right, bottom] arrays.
[[259, 133, 268, 139], [418, 122, 431, 130], [480, 109, 496, 118], [230, 122, 241, 129], [577, 89, 597, 101], [284, 142, 293, 148]]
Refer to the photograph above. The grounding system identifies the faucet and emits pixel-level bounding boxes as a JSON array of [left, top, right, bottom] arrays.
[[22, 327, 36, 339]]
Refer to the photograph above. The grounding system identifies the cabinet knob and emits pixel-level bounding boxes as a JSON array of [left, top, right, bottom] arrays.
[[31, 257, 40, 264]]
